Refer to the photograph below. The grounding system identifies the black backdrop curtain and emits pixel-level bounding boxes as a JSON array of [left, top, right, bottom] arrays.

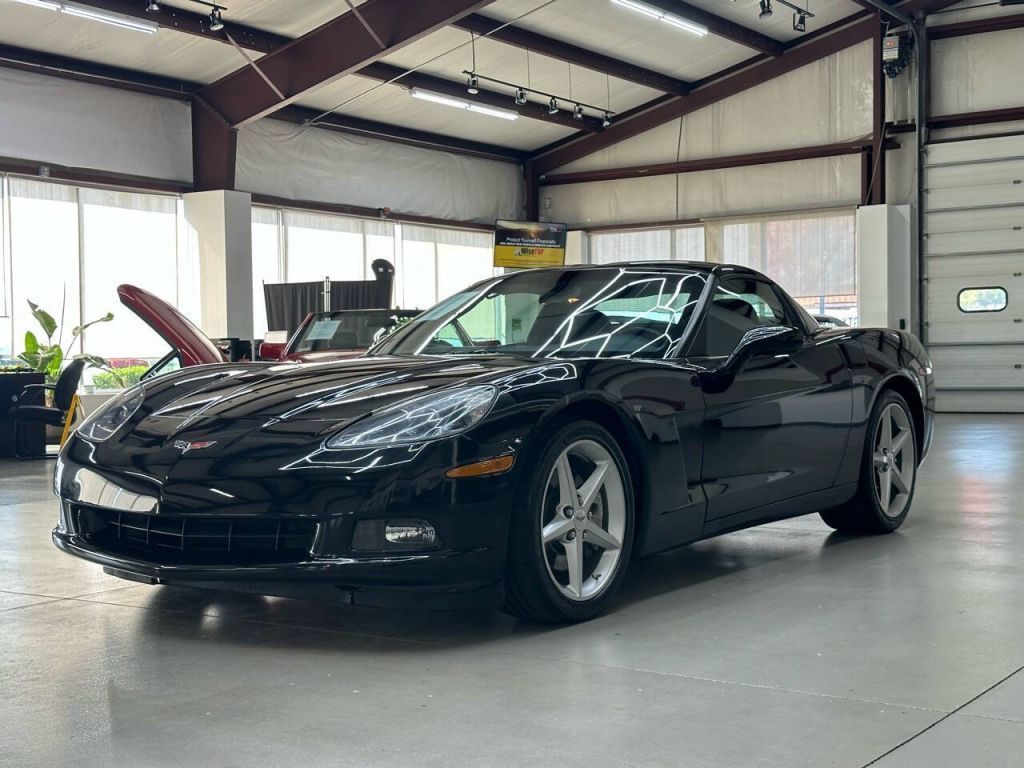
[[263, 259, 395, 337]]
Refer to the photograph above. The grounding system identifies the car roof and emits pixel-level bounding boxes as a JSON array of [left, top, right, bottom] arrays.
[[490, 262, 769, 279]]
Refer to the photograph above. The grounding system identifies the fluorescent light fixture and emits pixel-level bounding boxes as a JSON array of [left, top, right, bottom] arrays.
[[10, 0, 61, 9], [61, 2, 159, 33], [611, 0, 708, 37], [410, 88, 518, 121]]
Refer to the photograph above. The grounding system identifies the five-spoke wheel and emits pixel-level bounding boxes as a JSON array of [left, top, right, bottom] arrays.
[[821, 390, 918, 534], [541, 439, 626, 601], [505, 421, 634, 623]]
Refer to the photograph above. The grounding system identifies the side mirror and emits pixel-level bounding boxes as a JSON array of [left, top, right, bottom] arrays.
[[699, 326, 802, 393]]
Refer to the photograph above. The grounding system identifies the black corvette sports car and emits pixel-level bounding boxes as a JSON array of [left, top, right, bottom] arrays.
[[53, 263, 934, 623]]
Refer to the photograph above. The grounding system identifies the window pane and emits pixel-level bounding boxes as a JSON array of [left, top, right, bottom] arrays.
[[674, 227, 705, 261], [591, 229, 672, 264], [284, 210, 364, 283], [437, 243, 497, 302], [79, 188, 179, 369], [399, 224, 497, 309], [958, 287, 1007, 313], [251, 207, 282, 338], [8, 179, 81, 365], [722, 211, 857, 326]]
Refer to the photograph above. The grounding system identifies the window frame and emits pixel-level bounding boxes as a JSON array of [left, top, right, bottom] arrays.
[[957, 286, 1008, 314]]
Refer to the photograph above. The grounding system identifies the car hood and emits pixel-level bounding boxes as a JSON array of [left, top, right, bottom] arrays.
[[137, 354, 536, 435], [118, 284, 225, 367]]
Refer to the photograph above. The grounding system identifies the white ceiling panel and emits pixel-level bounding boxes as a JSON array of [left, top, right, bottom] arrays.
[[678, 0, 865, 43], [0, 3, 241, 82], [483, 0, 758, 82], [377, 27, 663, 116]]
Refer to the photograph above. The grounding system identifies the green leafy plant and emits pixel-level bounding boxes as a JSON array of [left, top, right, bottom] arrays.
[[17, 299, 114, 383], [90, 365, 148, 390]]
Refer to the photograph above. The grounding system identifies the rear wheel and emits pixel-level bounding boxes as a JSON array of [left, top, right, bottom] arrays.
[[821, 390, 918, 534], [504, 421, 635, 623]]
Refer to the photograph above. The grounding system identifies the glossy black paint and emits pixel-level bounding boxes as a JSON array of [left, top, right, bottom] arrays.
[[53, 263, 935, 609]]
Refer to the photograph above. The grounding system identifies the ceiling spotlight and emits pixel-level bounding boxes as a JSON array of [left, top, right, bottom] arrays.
[[208, 7, 224, 31], [758, 0, 773, 19], [793, 11, 806, 32], [514, 87, 527, 106], [602, 112, 612, 128], [146, 1, 160, 11], [573, 103, 585, 120], [548, 97, 559, 115], [466, 74, 479, 95]]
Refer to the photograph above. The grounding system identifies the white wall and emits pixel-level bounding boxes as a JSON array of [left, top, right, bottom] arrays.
[[542, 41, 872, 228], [0, 68, 192, 183], [0, 69, 524, 226], [235, 119, 524, 226]]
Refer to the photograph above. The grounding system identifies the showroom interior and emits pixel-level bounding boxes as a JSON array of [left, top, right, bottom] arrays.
[[1, 0, 1023, 764]]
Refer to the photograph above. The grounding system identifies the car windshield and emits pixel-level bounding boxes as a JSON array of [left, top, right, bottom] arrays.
[[371, 267, 709, 360], [292, 311, 419, 354]]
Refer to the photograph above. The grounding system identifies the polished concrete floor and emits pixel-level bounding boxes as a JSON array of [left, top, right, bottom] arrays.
[[2, 414, 1023, 767]]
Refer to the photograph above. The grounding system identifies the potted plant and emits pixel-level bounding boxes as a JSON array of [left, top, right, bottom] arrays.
[[17, 299, 114, 388]]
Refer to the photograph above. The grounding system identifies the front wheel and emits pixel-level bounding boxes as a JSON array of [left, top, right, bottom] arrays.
[[821, 390, 918, 534], [504, 421, 635, 623]]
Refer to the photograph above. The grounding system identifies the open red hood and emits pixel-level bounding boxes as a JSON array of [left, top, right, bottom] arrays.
[[117, 284, 225, 367]]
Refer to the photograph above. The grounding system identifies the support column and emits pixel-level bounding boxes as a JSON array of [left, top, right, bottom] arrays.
[[524, 160, 540, 221], [868, 15, 887, 205], [182, 190, 254, 341], [192, 97, 237, 192]]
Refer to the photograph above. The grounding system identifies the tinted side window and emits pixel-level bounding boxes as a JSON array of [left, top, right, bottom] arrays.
[[687, 278, 797, 358]]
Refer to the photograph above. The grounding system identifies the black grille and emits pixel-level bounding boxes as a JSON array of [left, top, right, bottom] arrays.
[[74, 505, 318, 565]]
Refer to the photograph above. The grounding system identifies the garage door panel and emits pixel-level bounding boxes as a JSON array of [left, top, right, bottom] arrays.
[[930, 346, 1024, 389], [925, 228, 1024, 256], [926, 135, 1024, 165], [925, 252, 1022, 280], [925, 206, 1023, 234], [936, 390, 1024, 413], [926, 158, 1024, 190], [927, 182, 1024, 212]]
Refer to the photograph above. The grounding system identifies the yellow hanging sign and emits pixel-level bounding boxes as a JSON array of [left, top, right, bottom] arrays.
[[493, 220, 567, 269]]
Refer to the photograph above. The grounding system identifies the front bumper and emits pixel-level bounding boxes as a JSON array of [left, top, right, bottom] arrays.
[[52, 530, 503, 609], [52, 430, 520, 609]]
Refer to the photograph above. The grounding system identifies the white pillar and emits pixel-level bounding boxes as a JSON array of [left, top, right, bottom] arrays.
[[856, 204, 913, 332], [182, 190, 253, 340]]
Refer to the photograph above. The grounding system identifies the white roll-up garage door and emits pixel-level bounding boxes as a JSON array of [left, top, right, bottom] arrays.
[[924, 135, 1024, 413]]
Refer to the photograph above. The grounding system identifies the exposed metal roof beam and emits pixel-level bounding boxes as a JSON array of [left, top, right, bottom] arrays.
[[540, 139, 900, 185], [357, 62, 605, 132], [629, 0, 785, 56], [198, 0, 495, 127], [277, 106, 527, 162], [452, 14, 690, 96], [929, 11, 1024, 39]]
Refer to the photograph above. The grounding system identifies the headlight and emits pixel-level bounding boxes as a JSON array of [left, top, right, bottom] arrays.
[[326, 385, 497, 449], [78, 385, 145, 442]]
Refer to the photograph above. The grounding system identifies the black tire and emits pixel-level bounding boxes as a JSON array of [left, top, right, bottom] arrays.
[[820, 390, 918, 535], [504, 420, 635, 624]]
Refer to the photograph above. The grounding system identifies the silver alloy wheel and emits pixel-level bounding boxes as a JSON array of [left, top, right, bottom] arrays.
[[873, 402, 916, 518], [540, 439, 626, 602]]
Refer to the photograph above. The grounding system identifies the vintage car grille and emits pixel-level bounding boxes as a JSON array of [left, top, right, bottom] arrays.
[[73, 504, 318, 565]]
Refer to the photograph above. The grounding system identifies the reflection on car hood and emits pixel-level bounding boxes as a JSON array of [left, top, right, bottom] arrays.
[[142, 355, 536, 429]]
